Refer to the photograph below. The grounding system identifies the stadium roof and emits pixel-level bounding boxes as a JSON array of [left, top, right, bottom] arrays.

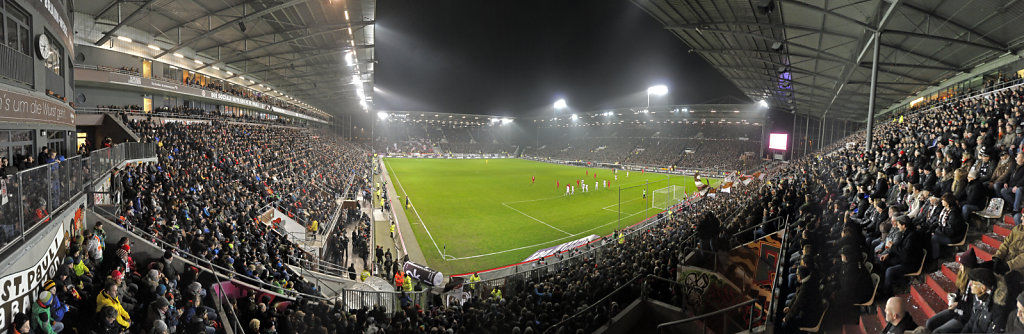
[[632, 0, 1024, 120], [75, 0, 376, 119]]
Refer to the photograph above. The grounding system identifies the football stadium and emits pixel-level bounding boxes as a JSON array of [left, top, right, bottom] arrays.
[[4, 0, 1024, 333]]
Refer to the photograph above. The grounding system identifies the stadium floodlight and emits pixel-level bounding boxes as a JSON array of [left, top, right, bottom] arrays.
[[553, 98, 567, 110], [571, 114, 579, 121], [377, 111, 388, 120], [647, 85, 668, 96], [758, 99, 769, 108], [490, 118, 501, 123], [117, 36, 133, 43], [501, 118, 513, 125], [646, 85, 668, 109], [147, 44, 161, 51]]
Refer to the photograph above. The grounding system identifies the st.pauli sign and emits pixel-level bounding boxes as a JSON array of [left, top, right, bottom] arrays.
[[0, 87, 75, 127], [0, 207, 79, 328]]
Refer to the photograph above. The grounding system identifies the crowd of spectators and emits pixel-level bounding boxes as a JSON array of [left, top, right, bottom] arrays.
[[531, 123, 762, 171], [750, 83, 1024, 332]]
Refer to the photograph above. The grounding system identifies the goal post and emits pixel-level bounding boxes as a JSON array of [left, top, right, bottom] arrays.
[[652, 185, 687, 210]]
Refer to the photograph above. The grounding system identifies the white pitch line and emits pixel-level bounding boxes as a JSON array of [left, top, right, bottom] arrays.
[[447, 207, 650, 261], [602, 197, 642, 211], [501, 203, 573, 236], [384, 160, 447, 259]]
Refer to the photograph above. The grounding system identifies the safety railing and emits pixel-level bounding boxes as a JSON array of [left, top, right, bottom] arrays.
[[74, 64, 323, 118], [0, 44, 33, 85], [656, 298, 758, 334], [0, 142, 156, 256]]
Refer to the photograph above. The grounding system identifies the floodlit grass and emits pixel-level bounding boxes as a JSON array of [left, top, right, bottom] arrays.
[[384, 158, 716, 275]]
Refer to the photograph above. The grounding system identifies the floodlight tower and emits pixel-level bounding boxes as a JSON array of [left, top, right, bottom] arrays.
[[647, 85, 668, 109]]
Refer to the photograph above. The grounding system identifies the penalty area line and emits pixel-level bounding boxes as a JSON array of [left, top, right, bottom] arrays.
[[501, 203, 573, 236]]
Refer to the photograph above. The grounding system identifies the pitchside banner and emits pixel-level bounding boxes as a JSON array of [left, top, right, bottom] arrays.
[[523, 235, 600, 262]]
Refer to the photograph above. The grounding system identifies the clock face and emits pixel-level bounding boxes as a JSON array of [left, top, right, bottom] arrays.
[[37, 35, 51, 59]]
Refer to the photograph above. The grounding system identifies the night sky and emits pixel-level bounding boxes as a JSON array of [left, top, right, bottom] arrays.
[[373, 0, 745, 116]]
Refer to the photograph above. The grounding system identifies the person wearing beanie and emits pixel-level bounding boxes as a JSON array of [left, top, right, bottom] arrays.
[[143, 296, 170, 330], [41, 280, 68, 323], [927, 267, 1002, 333], [149, 320, 169, 334], [31, 290, 62, 333], [1007, 292, 1024, 332], [9, 313, 29, 334]]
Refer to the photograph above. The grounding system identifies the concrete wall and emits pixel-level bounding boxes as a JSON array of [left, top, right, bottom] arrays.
[[76, 87, 144, 109], [76, 45, 144, 71]]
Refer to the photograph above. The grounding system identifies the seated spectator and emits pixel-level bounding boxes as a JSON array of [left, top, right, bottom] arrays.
[[8, 313, 29, 334], [32, 290, 63, 333], [883, 297, 915, 333], [926, 267, 1003, 333], [879, 216, 926, 296], [95, 282, 130, 330], [931, 193, 967, 260], [781, 266, 822, 331]]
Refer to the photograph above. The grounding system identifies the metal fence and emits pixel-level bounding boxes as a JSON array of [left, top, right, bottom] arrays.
[[0, 142, 156, 255]]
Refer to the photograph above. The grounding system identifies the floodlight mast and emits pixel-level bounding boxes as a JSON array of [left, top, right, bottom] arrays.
[[647, 85, 668, 109]]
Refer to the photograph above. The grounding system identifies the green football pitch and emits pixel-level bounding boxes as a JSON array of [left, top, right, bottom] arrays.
[[383, 158, 717, 275]]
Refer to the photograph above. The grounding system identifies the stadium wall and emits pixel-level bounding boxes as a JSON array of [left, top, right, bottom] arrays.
[[0, 196, 85, 329]]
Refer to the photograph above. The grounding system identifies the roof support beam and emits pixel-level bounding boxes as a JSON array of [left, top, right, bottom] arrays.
[[899, 2, 1008, 50], [94, 0, 159, 46], [857, 62, 955, 71], [777, 0, 875, 31], [823, 0, 903, 118], [156, 0, 313, 58], [194, 21, 374, 53], [196, 27, 354, 71], [882, 30, 1008, 53]]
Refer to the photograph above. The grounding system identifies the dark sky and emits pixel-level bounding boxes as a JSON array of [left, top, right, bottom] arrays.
[[373, 0, 745, 116]]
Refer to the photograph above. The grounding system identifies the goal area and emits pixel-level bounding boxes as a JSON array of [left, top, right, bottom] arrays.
[[653, 185, 687, 210]]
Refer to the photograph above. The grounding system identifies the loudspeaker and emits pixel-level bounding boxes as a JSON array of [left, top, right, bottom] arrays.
[[239, 22, 247, 32], [771, 41, 784, 51]]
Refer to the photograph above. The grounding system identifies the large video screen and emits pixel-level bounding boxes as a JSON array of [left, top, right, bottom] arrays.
[[768, 133, 789, 151]]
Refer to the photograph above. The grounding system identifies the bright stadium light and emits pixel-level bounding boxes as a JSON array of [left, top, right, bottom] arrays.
[[758, 99, 769, 108], [571, 114, 579, 121], [553, 98, 567, 110], [377, 111, 388, 120], [117, 36, 133, 43], [647, 85, 668, 109], [647, 85, 668, 96], [501, 118, 513, 125]]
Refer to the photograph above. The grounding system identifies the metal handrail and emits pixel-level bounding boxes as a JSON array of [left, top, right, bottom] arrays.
[[656, 298, 758, 334], [541, 275, 645, 333]]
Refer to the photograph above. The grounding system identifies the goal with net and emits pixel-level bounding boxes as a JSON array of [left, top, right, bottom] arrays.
[[653, 185, 687, 210]]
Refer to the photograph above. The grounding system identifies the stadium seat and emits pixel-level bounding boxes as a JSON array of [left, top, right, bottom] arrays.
[[947, 229, 969, 251], [905, 250, 927, 280], [975, 197, 1004, 228], [854, 273, 880, 313], [798, 301, 829, 333]]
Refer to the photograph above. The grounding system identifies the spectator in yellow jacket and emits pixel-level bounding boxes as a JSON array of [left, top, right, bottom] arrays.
[[95, 282, 130, 329]]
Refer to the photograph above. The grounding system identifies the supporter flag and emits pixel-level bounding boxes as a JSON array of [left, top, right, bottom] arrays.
[[739, 175, 754, 186]]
